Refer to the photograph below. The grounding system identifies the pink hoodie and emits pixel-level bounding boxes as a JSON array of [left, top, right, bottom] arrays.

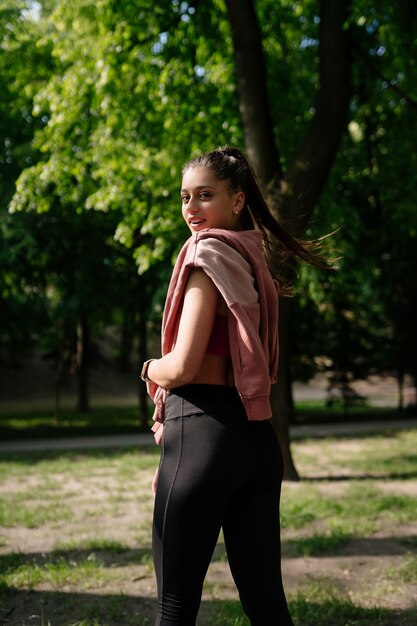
[[150, 228, 279, 443]]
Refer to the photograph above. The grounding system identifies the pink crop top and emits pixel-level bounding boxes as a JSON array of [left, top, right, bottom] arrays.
[[206, 314, 230, 358]]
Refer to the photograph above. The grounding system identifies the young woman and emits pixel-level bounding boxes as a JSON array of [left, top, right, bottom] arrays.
[[141, 146, 319, 625]]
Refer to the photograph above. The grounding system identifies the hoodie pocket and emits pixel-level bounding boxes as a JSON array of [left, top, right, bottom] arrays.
[[230, 302, 261, 374]]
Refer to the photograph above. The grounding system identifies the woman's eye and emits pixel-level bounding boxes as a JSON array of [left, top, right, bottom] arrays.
[[200, 192, 211, 200], [181, 195, 190, 203]]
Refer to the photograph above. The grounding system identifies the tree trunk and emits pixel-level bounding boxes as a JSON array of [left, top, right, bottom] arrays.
[[119, 308, 135, 372], [54, 356, 63, 424], [76, 314, 91, 412], [397, 371, 404, 411], [137, 309, 149, 430], [275, 0, 353, 233], [225, 0, 353, 479], [224, 0, 281, 185], [271, 297, 299, 480]]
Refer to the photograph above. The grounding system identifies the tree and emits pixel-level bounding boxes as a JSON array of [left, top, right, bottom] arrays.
[[0, 1, 52, 370], [286, 0, 417, 414], [225, 0, 353, 479], [5, 0, 417, 440], [7, 0, 243, 416]]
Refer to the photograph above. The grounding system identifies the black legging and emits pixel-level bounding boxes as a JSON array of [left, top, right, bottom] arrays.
[[152, 384, 294, 626]]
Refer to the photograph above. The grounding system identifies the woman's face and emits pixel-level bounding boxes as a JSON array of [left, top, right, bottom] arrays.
[[181, 166, 244, 233]]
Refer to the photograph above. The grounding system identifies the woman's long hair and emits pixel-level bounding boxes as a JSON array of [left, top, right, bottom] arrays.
[[182, 145, 329, 290]]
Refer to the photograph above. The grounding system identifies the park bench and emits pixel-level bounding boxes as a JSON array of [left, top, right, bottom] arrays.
[[325, 382, 368, 409]]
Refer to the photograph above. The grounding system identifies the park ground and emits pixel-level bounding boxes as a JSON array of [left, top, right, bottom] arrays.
[[1, 421, 417, 625], [1, 360, 416, 624]]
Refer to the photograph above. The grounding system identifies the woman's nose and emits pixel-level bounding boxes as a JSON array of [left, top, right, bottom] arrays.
[[187, 199, 199, 212]]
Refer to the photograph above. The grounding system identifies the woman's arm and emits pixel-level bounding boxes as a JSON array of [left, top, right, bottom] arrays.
[[146, 268, 219, 389]]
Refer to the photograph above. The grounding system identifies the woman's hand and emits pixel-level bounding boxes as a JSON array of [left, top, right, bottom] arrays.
[[146, 379, 159, 399]]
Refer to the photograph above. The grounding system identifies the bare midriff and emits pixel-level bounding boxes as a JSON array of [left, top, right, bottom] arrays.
[[189, 353, 234, 386]]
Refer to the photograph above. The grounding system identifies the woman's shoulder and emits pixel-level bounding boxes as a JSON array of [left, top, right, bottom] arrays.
[[195, 228, 263, 261]]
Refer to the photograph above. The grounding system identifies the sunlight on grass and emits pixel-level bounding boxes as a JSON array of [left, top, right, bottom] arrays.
[[281, 470, 417, 539], [0, 406, 146, 435], [343, 482, 417, 524], [340, 430, 417, 477], [387, 554, 417, 584], [289, 578, 387, 625], [0, 500, 74, 528], [281, 485, 345, 531], [0, 447, 159, 480], [280, 486, 340, 529], [2, 555, 108, 589], [291, 429, 417, 480]]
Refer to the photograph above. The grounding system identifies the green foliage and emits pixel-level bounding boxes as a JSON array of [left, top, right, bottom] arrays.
[[289, 2, 417, 391], [1, 0, 417, 406], [8, 0, 242, 268], [0, 2, 52, 362]]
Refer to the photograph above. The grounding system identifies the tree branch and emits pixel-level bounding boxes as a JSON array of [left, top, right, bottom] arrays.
[[275, 0, 353, 235]]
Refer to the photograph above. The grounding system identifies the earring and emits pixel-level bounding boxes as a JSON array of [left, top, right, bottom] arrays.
[[233, 210, 239, 215]]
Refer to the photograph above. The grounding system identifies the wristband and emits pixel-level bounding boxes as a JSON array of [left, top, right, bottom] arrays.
[[141, 359, 155, 382]]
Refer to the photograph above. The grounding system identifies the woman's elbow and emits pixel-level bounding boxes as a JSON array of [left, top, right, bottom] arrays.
[[167, 356, 200, 388]]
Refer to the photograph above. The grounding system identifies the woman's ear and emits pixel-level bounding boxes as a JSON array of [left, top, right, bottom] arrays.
[[234, 191, 245, 211]]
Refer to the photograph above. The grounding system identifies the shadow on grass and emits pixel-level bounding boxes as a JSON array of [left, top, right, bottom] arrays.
[[0, 544, 222, 573], [301, 469, 417, 481], [2, 530, 417, 575], [1, 589, 417, 626], [208, 597, 417, 626], [0, 546, 153, 571], [281, 535, 417, 558], [288, 597, 417, 626], [0, 586, 156, 626]]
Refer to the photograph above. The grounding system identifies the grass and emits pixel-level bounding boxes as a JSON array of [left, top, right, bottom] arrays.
[[209, 594, 389, 626], [2, 554, 109, 589], [387, 554, 417, 584], [0, 499, 74, 528], [0, 446, 158, 474], [54, 538, 131, 554], [286, 527, 352, 557], [1, 429, 417, 625], [0, 402, 409, 441], [293, 401, 404, 425], [280, 476, 417, 538], [0, 406, 149, 440]]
